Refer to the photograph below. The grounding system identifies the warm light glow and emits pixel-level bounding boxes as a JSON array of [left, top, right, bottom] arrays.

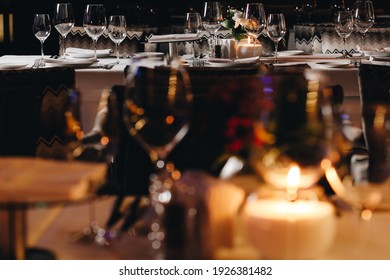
[[361, 209, 372, 221], [324, 166, 345, 197], [0, 14, 4, 42], [100, 136, 109, 146], [8, 14, 13, 42], [247, 36, 251, 44], [287, 165, 300, 200], [165, 115, 174, 125], [374, 106, 386, 130]]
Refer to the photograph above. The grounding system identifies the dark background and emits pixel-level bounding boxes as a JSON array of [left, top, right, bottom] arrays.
[[0, 0, 389, 55]]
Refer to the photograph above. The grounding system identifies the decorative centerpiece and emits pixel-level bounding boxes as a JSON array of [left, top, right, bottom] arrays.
[[221, 9, 247, 41]]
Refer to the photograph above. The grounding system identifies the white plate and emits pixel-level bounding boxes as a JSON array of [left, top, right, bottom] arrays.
[[277, 50, 305, 57], [206, 57, 259, 67], [0, 63, 28, 70], [363, 50, 390, 57], [313, 61, 354, 69], [133, 52, 165, 58], [65, 48, 112, 58], [43, 57, 98, 68]]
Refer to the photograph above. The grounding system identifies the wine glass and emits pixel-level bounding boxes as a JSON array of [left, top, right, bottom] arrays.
[[353, 0, 375, 54], [83, 4, 107, 60], [266, 13, 287, 63], [243, 3, 266, 58], [32, 14, 51, 65], [335, 10, 354, 59], [53, 3, 75, 57], [184, 12, 202, 64], [108, 15, 127, 64], [250, 70, 333, 200], [123, 59, 193, 259], [202, 1, 224, 58]]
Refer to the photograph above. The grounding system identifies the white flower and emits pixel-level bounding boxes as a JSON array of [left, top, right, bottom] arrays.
[[232, 11, 244, 28]]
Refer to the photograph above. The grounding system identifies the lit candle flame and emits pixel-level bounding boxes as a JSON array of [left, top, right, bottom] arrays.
[[286, 165, 300, 201]]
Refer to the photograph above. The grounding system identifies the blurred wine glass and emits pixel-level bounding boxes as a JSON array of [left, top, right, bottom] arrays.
[[32, 14, 51, 65], [243, 2, 266, 58], [184, 12, 202, 61], [266, 13, 287, 63], [83, 4, 107, 59], [108, 15, 127, 64], [202, 1, 224, 58], [251, 70, 333, 200], [353, 0, 375, 54], [123, 59, 193, 259], [53, 3, 75, 57], [335, 9, 354, 58]]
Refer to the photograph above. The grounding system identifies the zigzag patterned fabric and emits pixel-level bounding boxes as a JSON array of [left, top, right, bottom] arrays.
[[64, 26, 159, 56], [0, 67, 76, 159], [295, 23, 390, 54]]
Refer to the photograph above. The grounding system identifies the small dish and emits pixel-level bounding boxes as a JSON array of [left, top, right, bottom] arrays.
[[313, 61, 354, 69], [0, 63, 28, 70], [277, 50, 305, 57]]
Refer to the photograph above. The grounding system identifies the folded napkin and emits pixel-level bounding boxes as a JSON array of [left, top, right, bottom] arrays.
[[43, 56, 97, 67], [148, 33, 199, 43], [65, 47, 112, 58]]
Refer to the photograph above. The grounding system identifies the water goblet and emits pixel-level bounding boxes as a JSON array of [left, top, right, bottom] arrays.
[[83, 4, 107, 60], [243, 3, 266, 58], [184, 12, 202, 63], [123, 59, 193, 259], [353, 0, 375, 54], [53, 3, 75, 57], [108, 15, 127, 64], [32, 14, 51, 65], [202, 1, 224, 58], [266, 13, 287, 63], [335, 10, 354, 59]]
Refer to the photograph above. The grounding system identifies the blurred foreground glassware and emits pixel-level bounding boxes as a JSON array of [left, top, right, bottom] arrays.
[[108, 15, 127, 64], [83, 4, 107, 59], [32, 14, 51, 65], [123, 59, 193, 259], [266, 13, 287, 63], [53, 3, 75, 56]]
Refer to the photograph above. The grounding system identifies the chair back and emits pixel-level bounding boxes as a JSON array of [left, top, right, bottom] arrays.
[[0, 67, 76, 159], [358, 63, 390, 182]]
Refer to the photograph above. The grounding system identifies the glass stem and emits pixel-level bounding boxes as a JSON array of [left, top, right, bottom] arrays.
[[93, 39, 97, 59], [253, 37, 256, 57], [274, 41, 279, 63], [40, 40, 44, 61], [116, 43, 119, 64], [343, 37, 347, 58], [61, 35, 66, 56]]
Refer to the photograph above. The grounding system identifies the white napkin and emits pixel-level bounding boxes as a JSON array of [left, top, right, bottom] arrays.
[[43, 56, 98, 66], [65, 47, 112, 58], [148, 33, 199, 43]]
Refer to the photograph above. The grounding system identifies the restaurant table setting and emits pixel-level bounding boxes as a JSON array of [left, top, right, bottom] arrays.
[[2, 1, 390, 261]]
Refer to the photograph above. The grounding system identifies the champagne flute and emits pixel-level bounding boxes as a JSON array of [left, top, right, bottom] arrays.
[[108, 15, 127, 64], [266, 13, 287, 63], [335, 10, 354, 59], [123, 59, 193, 259], [83, 4, 107, 60], [353, 0, 375, 54], [32, 14, 51, 65], [53, 3, 75, 57], [243, 3, 266, 58], [202, 1, 224, 58], [184, 12, 202, 64]]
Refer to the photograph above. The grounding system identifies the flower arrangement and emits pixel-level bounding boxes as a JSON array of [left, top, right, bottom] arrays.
[[222, 9, 247, 41]]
